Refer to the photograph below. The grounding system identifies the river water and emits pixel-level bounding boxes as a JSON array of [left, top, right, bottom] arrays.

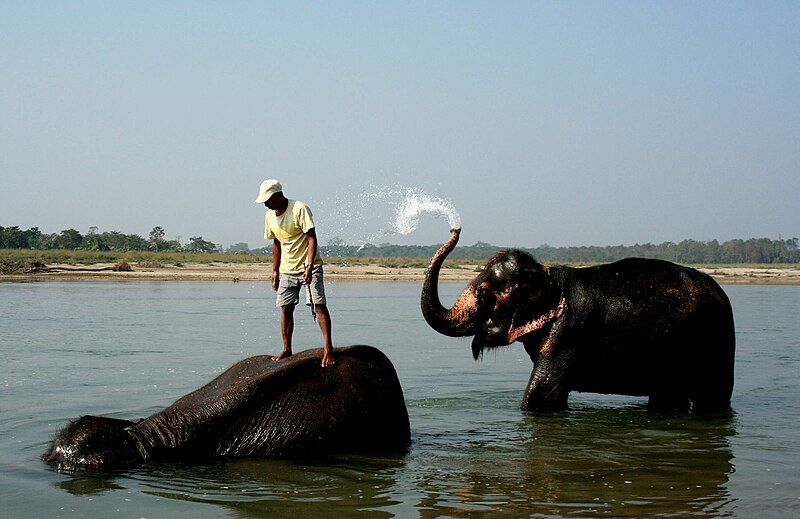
[[1, 280, 798, 517]]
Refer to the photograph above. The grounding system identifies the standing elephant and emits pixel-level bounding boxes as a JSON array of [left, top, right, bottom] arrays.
[[45, 345, 410, 470], [421, 229, 735, 412]]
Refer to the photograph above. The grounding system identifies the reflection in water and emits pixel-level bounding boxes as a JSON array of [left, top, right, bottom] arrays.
[[55, 473, 125, 496], [51, 402, 738, 517], [133, 455, 407, 518], [412, 404, 736, 518]]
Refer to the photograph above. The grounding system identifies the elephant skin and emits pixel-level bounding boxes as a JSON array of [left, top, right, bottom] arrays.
[[44, 345, 410, 470], [421, 229, 735, 413]]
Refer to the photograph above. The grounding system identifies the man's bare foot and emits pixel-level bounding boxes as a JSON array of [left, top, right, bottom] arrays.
[[272, 350, 292, 361], [321, 348, 335, 368]]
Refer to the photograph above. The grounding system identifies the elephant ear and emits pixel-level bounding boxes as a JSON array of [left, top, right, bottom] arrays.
[[518, 267, 560, 310], [507, 269, 566, 343]]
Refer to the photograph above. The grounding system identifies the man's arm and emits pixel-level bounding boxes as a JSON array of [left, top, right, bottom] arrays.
[[303, 228, 317, 285], [271, 239, 282, 291]]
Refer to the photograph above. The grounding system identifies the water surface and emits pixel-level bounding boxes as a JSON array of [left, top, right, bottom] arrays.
[[1, 281, 798, 517]]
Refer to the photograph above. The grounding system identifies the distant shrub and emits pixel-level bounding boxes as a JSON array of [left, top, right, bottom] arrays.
[[0, 258, 48, 274], [0, 259, 21, 274], [113, 259, 132, 272]]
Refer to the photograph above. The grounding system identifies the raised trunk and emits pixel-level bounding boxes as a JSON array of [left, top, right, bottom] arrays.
[[421, 228, 477, 337]]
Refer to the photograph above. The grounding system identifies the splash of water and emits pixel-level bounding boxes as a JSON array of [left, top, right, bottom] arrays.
[[352, 186, 460, 249], [318, 185, 461, 250], [392, 187, 461, 235]]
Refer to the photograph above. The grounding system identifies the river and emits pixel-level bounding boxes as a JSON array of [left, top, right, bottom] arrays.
[[1, 280, 798, 517]]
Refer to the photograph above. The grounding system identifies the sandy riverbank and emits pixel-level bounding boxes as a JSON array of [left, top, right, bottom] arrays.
[[4, 262, 800, 285]]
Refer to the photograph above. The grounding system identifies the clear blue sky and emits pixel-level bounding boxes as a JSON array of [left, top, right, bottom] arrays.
[[2, 1, 798, 249]]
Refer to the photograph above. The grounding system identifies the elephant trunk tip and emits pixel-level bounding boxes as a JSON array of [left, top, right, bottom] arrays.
[[421, 227, 477, 337]]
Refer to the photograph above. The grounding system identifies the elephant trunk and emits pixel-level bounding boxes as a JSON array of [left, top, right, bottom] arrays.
[[421, 228, 477, 337]]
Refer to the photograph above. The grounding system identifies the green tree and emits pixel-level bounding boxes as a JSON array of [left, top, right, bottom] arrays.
[[149, 226, 166, 251], [81, 227, 109, 251], [226, 242, 250, 254], [56, 229, 83, 250], [0, 226, 42, 248], [164, 239, 183, 251], [186, 236, 218, 253]]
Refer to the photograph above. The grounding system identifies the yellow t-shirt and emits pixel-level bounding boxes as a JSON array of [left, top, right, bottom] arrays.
[[264, 200, 323, 274]]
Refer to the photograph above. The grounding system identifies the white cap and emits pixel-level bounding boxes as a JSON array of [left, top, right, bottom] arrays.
[[254, 179, 282, 203]]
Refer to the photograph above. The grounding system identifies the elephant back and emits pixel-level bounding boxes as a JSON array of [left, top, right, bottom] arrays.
[[136, 345, 410, 459]]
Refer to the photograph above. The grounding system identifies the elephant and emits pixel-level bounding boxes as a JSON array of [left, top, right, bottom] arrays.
[[44, 345, 410, 470], [421, 229, 735, 413]]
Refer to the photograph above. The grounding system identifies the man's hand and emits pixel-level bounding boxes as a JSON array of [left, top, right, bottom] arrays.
[[304, 228, 317, 286], [271, 271, 279, 291]]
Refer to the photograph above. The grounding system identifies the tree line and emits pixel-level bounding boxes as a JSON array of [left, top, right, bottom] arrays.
[[0, 226, 220, 254], [303, 237, 800, 264], [3, 225, 798, 264]]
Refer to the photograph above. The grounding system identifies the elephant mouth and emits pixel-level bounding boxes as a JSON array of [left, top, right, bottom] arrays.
[[471, 337, 488, 360], [471, 332, 512, 359]]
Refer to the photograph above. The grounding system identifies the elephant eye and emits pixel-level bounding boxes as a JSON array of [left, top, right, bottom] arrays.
[[477, 287, 495, 311]]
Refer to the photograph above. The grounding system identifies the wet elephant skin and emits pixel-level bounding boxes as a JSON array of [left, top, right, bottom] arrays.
[[44, 345, 410, 470], [421, 229, 735, 413]]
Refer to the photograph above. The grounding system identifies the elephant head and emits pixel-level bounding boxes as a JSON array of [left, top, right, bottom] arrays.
[[45, 415, 143, 470], [421, 229, 566, 359]]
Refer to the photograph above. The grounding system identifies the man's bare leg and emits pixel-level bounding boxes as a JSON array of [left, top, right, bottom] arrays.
[[316, 304, 334, 367], [274, 304, 295, 361]]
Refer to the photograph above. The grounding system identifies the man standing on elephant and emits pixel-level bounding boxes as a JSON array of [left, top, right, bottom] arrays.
[[255, 179, 334, 368]]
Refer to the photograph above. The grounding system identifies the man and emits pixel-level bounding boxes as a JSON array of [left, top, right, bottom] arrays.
[[255, 179, 334, 367]]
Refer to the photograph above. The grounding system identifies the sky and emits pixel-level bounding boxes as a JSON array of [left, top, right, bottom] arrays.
[[2, 1, 798, 249]]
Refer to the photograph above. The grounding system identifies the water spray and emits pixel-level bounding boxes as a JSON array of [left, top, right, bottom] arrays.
[[326, 185, 461, 250]]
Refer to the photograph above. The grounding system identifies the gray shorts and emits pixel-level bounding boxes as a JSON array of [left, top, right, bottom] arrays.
[[276, 266, 327, 308]]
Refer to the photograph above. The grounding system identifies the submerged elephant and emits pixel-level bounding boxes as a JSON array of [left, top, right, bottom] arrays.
[[45, 345, 410, 470], [421, 229, 735, 412]]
